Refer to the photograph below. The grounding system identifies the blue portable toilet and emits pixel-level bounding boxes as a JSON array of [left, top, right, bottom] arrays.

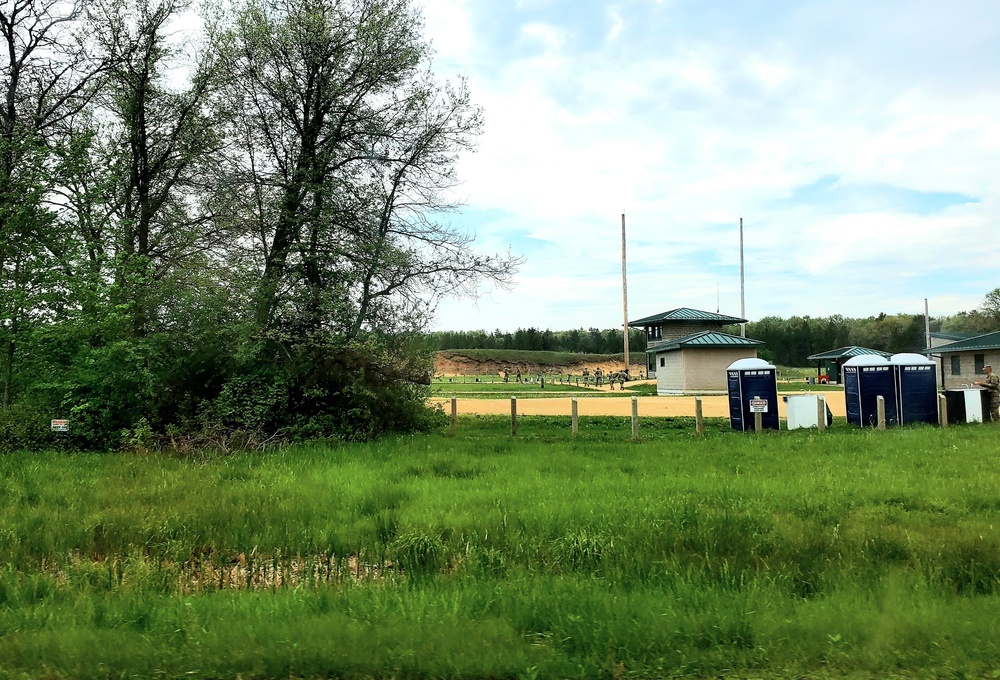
[[890, 353, 938, 425], [727, 358, 779, 431], [843, 355, 897, 427]]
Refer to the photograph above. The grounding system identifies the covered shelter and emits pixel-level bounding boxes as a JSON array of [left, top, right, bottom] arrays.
[[805, 346, 891, 384]]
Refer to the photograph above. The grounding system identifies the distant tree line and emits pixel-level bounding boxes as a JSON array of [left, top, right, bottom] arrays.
[[429, 328, 648, 355], [745, 290, 1000, 366], [431, 289, 1000, 368]]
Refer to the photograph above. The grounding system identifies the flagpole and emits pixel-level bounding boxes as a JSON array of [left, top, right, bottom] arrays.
[[622, 213, 629, 374]]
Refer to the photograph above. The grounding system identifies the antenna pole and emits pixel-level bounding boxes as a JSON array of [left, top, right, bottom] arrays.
[[622, 213, 629, 374], [924, 298, 931, 349], [739, 217, 746, 337]]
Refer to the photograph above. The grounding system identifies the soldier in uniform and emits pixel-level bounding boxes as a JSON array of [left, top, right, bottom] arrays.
[[974, 364, 1000, 422]]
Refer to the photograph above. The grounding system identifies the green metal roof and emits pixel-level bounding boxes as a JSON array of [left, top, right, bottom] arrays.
[[646, 330, 764, 353], [920, 330, 1000, 354], [629, 307, 747, 326], [930, 331, 973, 342], [806, 346, 891, 361]]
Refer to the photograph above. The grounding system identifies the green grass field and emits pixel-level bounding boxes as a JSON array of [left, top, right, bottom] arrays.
[[2, 418, 999, 678]]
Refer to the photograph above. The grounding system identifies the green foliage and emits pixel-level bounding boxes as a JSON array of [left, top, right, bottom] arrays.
[[430, 327, 647, 354]]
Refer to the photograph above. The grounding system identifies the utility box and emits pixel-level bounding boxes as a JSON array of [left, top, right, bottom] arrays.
[[783, 394, 832, 430], [889, 353, 938, 425], [727, 358, 779, 431], [844, 355, 897, 427], [944, 388, 991, 423]]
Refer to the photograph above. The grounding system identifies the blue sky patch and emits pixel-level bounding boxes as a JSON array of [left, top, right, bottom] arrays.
[[775, 175, 979, 215]]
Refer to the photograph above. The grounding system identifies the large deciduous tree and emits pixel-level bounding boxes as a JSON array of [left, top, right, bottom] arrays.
[[219, 0, 517, 336], [0, 0, 106, 407]]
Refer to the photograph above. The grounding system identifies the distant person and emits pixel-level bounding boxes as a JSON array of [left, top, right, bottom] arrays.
[[974, 364, 1000, 422], [516, 369, 522, 383]]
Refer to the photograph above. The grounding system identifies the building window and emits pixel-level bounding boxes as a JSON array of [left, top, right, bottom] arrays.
[[660, 357, 665, 368], [975, 354, 985, 373], [951, 355, 961, 375]]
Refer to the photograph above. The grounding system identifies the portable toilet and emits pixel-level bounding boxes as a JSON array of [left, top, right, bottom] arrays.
[[727, 358, 779, 431], [843, 355, 897, 427], [889, 353, 938, 425]]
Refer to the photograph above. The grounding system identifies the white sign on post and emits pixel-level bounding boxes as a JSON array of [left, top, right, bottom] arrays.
[[50, 419, 69, 432], [749, 398, 768, 413]]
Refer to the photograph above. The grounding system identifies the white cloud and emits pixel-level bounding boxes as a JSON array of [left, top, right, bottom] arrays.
[[419, 0, 1000, 331]]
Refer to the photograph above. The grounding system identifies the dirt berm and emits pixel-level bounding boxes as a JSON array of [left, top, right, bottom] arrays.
[[435, 353, 642, 378]]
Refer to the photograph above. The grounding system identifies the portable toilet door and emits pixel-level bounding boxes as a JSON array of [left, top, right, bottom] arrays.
[[727, 358, 779, 431], [890, 353, 938, 425], [843, 355, 897, 427]]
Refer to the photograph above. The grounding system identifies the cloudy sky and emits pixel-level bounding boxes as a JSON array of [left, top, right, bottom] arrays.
[[418, 0, 1000, 332]]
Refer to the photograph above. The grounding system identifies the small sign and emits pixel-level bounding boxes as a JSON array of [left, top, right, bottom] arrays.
[[749, 398, 768, 413], [50, 419, 69, 432]]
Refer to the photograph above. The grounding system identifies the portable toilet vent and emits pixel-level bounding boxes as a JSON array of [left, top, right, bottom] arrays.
[[843, 355, 897, 427], [889, 353, 938, 425], [727, 358, 779, 431]]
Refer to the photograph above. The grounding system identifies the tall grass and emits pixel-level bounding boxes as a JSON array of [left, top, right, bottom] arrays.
[[2, 418, 1000, 677]]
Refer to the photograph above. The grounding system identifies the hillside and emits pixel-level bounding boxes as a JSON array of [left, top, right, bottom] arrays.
[[435, 349, 646, 377]]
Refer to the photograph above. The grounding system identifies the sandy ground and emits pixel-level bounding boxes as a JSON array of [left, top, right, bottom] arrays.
[[430, 389, 846, 419]]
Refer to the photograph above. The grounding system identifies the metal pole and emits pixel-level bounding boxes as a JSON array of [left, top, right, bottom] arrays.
[[924, 298, 931, 350], [622, 213, 629, 373], [739, 217, 746, 338]]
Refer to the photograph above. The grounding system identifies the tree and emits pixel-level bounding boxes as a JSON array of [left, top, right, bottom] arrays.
[[218, 0, 518, 336], [0, 0, 108, 407]]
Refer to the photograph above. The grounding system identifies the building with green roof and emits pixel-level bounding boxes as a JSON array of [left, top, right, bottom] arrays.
[[628, 308, 762, 394], [921, 330, 1000, 389], [805, 346, 891, 384]]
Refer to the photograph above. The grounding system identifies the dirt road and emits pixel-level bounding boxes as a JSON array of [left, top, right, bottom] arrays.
[[431, 391, 846, 418]]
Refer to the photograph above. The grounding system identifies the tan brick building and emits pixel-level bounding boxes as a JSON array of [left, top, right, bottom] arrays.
[[629, 308, 764, 395], [921, 330, 1000, 389]]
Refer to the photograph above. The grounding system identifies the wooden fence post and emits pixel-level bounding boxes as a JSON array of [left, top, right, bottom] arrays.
[[571, 398, 579, 436], [938, 393, 948, 428], [817, 396, 826, 432], [450, 397, 457, 433], [754, 411, 762, 432], [631, 397, 639, 439], [876, 395, 886, 431], [695, 397, 704, 435], [510, 397, 517, 436]]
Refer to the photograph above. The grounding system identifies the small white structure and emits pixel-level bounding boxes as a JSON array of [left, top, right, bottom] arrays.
[[784, 395, 822, 430]]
